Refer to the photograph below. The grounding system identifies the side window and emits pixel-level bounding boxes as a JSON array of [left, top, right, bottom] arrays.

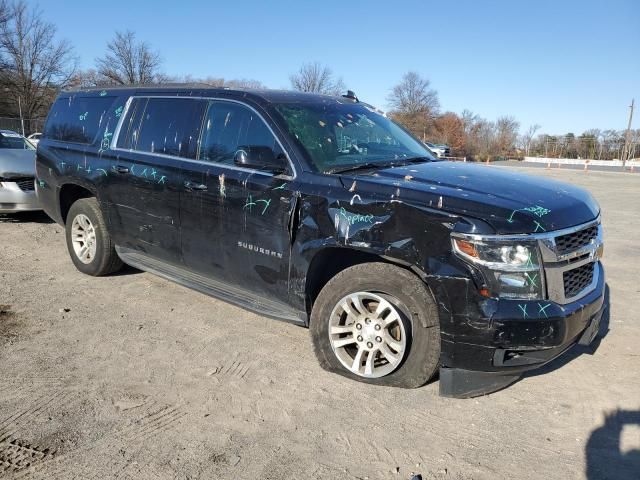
[[199, 101, 281, 165], [44, 95, 116, 144], [132, 98, 206, 159], [115, 98, 147, 150]]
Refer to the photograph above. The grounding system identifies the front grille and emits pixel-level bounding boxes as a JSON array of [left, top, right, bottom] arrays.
[[563, 262, 595, 298], [15, 178, 35, 191], [555, 224, 598, 254]]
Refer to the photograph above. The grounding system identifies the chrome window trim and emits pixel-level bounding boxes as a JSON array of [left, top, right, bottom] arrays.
[[109, 95, 297, 180], [452, 217, 603, 305]]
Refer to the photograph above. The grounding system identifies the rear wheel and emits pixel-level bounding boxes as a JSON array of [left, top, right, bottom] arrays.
[[65, 198, 122, 276], [310, 262, 440, 388]]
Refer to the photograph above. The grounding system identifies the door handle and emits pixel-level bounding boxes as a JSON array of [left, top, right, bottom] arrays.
[[184, 180, 208, 191], [113, 165, 129, 174]]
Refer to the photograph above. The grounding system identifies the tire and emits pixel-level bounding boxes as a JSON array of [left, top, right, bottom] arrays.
[[310, 262, 440, 388], [65, 197, 123, 276]]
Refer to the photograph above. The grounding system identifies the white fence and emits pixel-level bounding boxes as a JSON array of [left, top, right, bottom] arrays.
[[523, 157, 638, 168]]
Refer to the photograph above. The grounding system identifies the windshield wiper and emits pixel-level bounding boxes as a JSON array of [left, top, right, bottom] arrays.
[[401, 156, 436, 164], [326, 162, 395, 174], [327, 156, 435, 174]]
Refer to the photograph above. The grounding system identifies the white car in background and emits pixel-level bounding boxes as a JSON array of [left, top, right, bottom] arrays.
[[27, 132, 42, 146], [0, 129, 40, 213], [425, 142, 451, 158]]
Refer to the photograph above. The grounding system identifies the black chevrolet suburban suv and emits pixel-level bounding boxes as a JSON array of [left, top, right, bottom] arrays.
[[35, 86, 606, 397]]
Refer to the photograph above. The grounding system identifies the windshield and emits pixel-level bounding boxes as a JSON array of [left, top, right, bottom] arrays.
[[0, 133, 35, 150], [275, 101, 435, 172]]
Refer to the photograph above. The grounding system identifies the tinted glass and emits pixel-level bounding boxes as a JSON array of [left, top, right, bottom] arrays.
[[275, 102, 435, 172], [116, 98, 146, 150], [0, 132, 35, 149], [199, 102, 280, 165], [134, 98, 206, 159], [44, 96, 116, 144]]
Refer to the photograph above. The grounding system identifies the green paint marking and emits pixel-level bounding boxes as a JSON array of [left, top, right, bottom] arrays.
[[525, 251, 535, 269], [508, 205, 551, 223], [338, 207, 374, 226], [525, 272, 538, 287], [523, 206, 551, 217], [96, 168, 108, 177], [99, 90, 107, 96], [115, 106, 124, 117], [157, 175, 167, 185], [273, 183, 287, 190], [79, 111, 88, 121], [538, 303, 552, 318], [518, 304, 529, 319], [533, 220, 546, 232], [256, 198, 272, 215], [243, 194, 256, 212]]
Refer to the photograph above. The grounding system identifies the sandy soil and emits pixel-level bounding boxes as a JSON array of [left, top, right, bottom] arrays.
[[0, 166, 638, 479]]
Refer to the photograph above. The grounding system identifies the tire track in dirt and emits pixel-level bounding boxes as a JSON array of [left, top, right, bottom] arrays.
[[0, 435, 55, 475], [207, 360, 251, 380], [0, 389, 72, 438], [9, 400, 187, 479]]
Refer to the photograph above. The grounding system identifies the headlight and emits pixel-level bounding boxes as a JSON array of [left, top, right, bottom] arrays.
[[452, 235, 544, 300]]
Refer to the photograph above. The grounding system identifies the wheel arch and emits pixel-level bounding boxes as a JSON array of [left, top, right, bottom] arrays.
[[304, 246, 436, 324], [58, 182, 97, 224]]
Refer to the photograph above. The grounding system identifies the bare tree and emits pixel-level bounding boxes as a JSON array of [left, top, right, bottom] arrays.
[[0, 1, 77, 131], [289, 62, 345, 95], [387, 71, 440, 115], [495, 116, 520, 155], [521, 123, 540, 155], [0, 0, 12, 28], [95, 30, 162, 85], [68, 68, 111, 89], [176, 75, 265, 89], [386, 72, 440, 140]]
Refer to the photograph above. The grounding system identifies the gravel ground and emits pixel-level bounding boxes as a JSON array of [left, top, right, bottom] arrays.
[[0, 166, 639, 480]]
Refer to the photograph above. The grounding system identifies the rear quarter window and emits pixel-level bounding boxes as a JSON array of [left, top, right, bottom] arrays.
[[44, 96, 116, 144]]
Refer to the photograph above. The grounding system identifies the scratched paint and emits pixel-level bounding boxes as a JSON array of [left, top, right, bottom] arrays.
[[219, 174, 226, 197]]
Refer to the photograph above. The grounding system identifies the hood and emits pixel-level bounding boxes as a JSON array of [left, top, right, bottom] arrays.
[[358, 161, 599, 234], [0, 149, 36, 178]]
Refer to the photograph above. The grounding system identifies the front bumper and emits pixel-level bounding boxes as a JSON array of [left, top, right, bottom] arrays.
[[0, 181, 40, 212], [435, 261, 606, 397]]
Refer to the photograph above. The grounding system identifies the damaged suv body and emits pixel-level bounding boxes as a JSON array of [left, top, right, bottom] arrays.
[[35, 87, 606, 397]]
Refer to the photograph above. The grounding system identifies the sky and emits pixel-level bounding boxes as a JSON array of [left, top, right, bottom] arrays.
[[34, 0, 639, 134]]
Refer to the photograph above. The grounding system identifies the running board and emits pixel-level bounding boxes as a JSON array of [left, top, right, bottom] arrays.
[[116, 246, 306, 324]]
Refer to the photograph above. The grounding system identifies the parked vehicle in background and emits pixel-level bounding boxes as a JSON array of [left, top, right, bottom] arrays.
[[425, 142, 451, 158], [36, 86, 605, 398], [0, 130, 39, 213], [28, 132, 43, 146]]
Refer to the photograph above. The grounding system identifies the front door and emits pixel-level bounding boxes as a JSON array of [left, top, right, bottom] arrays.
[[180, 100, 296, 303]]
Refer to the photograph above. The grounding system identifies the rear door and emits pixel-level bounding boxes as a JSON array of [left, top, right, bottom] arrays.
[[106, 96, 207, 265], [180, 99, 297, 303]]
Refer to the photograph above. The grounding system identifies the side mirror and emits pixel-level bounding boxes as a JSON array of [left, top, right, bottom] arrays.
[[233, 146, 287, 174]]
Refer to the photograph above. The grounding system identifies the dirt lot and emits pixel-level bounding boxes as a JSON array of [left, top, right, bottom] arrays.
[[1, 166, 639, 480]]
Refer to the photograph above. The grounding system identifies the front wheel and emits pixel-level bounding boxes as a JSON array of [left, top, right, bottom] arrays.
[[65, 197, 123, 276], [310, 262, 440, 388]]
